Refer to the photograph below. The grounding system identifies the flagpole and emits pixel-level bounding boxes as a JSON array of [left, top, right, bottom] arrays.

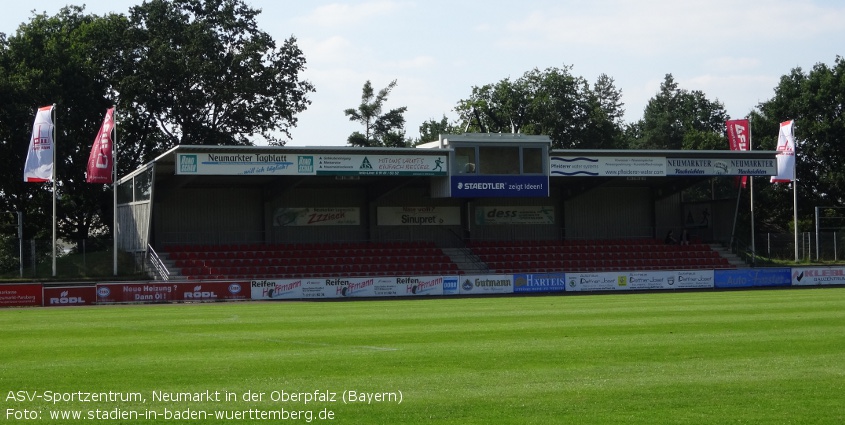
[[113, 107, 118, 276], [749, 117, 756, 266], [793, 123, 799, 262], [51, 104, 57, 277]]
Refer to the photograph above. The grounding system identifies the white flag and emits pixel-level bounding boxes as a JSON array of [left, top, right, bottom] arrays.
[[770, 120, 795, 183], [23, 105, 55, 182]]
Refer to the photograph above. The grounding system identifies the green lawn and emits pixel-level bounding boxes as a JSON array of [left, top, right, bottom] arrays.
[[1, 288, 844, 424]]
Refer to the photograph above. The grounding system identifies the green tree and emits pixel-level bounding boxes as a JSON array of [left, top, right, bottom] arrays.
[[344, 80, 408, 147], [0, 1, 315, 256], [454, 66, 626, 149], [0, 6, 127, 248], [120, 0, 315, 150], [630, 74, 728, 150], [412, 115, 460, 146], [751, 56, 845, 232]]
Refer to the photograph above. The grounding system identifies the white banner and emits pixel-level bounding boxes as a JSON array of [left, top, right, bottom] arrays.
[[24, 105, 55, 182], [566, 270, 714, 291], [458, 275, 514, 294], [273, 207, 360, 226], [666, 158, 776, 176], [316, 154, 447, 176], [791, 267, 845, 286], [551, 156, 666, 177], [771, 120, 796, 183], [176, 153, 315, 175], [475, 206, 555, 225], [377, 206, 460, 226]]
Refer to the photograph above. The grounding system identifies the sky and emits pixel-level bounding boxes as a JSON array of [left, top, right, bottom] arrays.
[[2, 0, 844, 146]]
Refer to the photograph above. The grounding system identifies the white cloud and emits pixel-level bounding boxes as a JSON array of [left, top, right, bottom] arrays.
[[500, 0, 845, 55], [389, 56, 438, 69], [298, 1, 406, 27], [707, 57, 762, 72]]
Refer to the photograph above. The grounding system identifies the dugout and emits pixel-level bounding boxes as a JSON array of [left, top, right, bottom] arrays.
[[115, 134, 779, 255]]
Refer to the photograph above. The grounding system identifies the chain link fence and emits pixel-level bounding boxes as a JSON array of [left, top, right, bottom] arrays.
[[738, 232, 845, 264], [0, 238, 147, 279]]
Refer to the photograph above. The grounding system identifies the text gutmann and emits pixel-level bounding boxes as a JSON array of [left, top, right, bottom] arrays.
[[474, 279, 510, 287]]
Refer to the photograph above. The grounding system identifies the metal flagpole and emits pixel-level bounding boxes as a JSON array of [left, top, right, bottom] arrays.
[[51, 104, 57, 277], [113, 107, 118, 276], [793, 123, 799, 262], [749, 117, 756, 266]]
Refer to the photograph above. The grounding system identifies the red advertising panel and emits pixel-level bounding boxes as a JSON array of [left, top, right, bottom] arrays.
[[96, 281, 249, 304], [0, 284, 43, 307], [173, 281, 250, 301], [43, 286, 96, 307]]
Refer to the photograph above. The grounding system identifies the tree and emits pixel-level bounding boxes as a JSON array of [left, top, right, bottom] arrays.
[[0, 1, 316, 256], [454, 66, 627, 149], [412, 115, 460, 146], [0, 6, 128, 248], [630, 74, 728, 150], [751, 56, 845, 232], [120, 0, 315, 150], [344, 80, 408, 147]]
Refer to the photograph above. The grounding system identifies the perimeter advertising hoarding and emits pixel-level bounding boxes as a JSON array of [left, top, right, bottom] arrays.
[[442, 276, 460, 295], [458, 275, 514, 295], [377, 207, 461, 226], [713, 268, 792, 288], [791, 266, 845, 286], [252, 276, 446, 300], [43, 286, 96, 307], [565, 270, 714, 292], [513, 273, 566, 293], [96, 282, 249, 303], [176, 153, 314, 175], [316, 154, 447, 176], [551, 156, 666, 177], [666, 158, 777, 177], [451, 175, 549, 198], [0, 284, 42, 307]]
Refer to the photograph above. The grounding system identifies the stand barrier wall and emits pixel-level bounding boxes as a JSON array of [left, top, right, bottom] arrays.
[[3, 266, 845, 308]]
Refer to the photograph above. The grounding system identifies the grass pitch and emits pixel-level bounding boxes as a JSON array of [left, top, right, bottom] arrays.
[[2, 288, 844, 424]]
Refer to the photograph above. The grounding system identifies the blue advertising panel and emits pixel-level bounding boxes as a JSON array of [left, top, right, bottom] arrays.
[[513, 273, 566, 293], [714, 268, 792, 288], [451, 175, 549, 198], [442, 276, 460, 295]]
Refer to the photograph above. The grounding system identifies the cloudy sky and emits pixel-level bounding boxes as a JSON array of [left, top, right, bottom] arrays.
[[3, 0, 844, 146]]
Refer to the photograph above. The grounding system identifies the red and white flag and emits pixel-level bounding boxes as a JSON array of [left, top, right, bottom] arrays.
[[771, 120, 795, 183], [23, 105, 55, 182], [726, 119, 750, 187], [86, 107, 115, 184]]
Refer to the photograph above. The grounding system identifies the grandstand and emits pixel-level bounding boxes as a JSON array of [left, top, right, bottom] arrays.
[[119, 134, 777, 282]]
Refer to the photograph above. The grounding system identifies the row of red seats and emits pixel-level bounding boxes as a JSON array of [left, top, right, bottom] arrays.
[[467, 238, 680, 247], [182, 262, 459, 280], [487, 257, 730, 273], [174, 254, 452, 269], [471, 243, 711, 255], [476, 250, 719, 263], [169, 247, 443, 261], [167, 240, 437, 253]]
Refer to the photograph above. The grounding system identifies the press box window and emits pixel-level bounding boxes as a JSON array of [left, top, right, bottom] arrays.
[[522, 148, 543, 174], [478, 146, 519, 174], [455, 146, 477, 173]]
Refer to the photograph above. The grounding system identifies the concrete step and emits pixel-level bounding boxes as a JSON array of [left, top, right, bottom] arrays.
[[709, 244, 748, 268], [441, 247, 489, 273]]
